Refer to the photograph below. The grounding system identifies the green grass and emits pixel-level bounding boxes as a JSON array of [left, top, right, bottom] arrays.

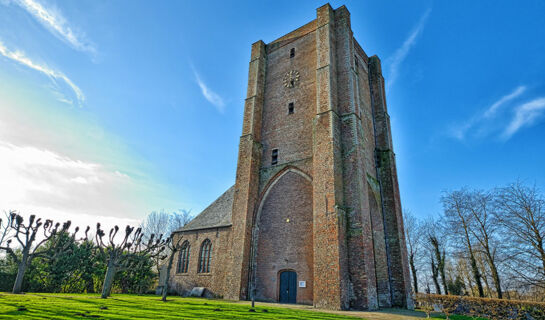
[[0, 293, 486, 319], [0, 293, 360, 319]]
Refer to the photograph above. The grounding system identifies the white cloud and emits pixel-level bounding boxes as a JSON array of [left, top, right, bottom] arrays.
[[15, 0, 96, 55], [0, 40, 84, 105], [449, 120, 475, 141], [502, 97, 545, 139], [385, 8, 431, 89], [194, 70, 225, 113], [450, 85, 531, 141], [484, 86, 526, 118], [0, 141, 144, 229]]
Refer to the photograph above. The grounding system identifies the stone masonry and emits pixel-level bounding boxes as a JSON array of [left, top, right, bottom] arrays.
[[171, 3, 413, 310]]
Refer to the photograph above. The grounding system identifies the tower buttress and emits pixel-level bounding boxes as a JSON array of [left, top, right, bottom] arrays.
[[312, 3, 350, 310], [369, 55, 414, 308], [225, 40, 267, 300]]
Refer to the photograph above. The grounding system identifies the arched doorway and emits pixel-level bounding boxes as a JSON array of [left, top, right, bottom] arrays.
[[251, 168, 313, 304]]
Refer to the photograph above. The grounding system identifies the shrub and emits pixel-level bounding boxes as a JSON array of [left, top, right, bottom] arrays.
[[415, 293, 545, 320]]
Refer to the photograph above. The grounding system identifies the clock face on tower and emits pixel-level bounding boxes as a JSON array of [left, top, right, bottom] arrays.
[[283, 70, 300, 88]]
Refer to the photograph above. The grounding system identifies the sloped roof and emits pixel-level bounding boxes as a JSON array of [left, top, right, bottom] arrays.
[[175, 185, 235, 232]]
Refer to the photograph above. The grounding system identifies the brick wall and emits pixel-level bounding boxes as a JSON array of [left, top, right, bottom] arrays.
[[170, 227, 231, 297], [253, 169, 314, 304], [173, 3, 413, 311]]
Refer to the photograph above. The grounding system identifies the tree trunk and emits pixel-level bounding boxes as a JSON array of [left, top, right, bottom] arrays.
[[463, 226, 484, 298], [488, 258, 503, 299], [409, 254, 418, 293], [469, 252, 484, 297], [439, 264, 448, 295], [431, 258, 442, 295], [536, 235, 545, 276], [12, 252, 29, 294], [162, 252, 176, 302], [101, 261, 117, 299], [433, 244, 448, 295], [477, 255, 491, 297], [481, 242, 502, 299]]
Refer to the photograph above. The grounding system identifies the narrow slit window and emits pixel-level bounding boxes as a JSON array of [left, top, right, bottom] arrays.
[[290, 48, 295, 58], [354, 55, 359, 69], [288, 102, 294, 114], [271, 149, 278, 165]]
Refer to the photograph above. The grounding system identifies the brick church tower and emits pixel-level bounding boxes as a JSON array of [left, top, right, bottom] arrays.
[[172, 3, 413, 311]]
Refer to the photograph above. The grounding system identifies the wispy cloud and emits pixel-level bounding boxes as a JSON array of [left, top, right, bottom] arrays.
[[483, 86, 526, 118], [386, 8, 431, 89], [193, 70, 225, 113], [451, 86, 526, 140], [15, 0, 96, 55], [449, 86, 545, 141], [502, 97, 545, 139], [0, 40, 84, 105]]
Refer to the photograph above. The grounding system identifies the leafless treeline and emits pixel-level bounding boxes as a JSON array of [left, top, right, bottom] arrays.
[[405, 181, 545, 302]]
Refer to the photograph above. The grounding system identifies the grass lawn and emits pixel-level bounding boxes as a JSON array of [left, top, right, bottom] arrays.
[[0, 293, 484, 319]]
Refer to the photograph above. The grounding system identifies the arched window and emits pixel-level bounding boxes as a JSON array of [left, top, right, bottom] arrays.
[[198, 239, 212, 273], [177, 241, 190, 273]]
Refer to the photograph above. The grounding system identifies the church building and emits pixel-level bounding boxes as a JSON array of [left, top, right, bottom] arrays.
[[171, 3, 413, 310]]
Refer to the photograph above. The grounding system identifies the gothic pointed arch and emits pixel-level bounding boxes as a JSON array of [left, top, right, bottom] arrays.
[[254, 166, 312, 223], [177, 240, 191, 273], [198, 239, 212, 273], [249, 166, 314, 304]]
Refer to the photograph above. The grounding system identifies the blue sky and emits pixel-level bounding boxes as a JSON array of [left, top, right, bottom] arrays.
[[0, 0, 544, 228]]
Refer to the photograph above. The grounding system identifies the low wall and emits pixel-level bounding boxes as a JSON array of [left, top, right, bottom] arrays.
[[415, 293, 545, 320]]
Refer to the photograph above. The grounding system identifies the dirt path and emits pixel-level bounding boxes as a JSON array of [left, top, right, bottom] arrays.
[[235, 300, 431, 319]]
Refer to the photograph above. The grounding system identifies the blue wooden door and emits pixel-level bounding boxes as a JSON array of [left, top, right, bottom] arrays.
[[279, 271, 297, 303]]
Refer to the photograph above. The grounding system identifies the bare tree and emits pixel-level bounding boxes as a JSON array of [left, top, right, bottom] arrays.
[[141, 209, 193, 240], [466, 190, 503, 298], [95, 223, 167, 298], [404, 210, 424, 293], [160, 234, 185, 302], [424, 218, 446, 294], [169, 209, 192, 233], [140, 209, 192, 272], [0, 212, 75, 294], [430, 234, 448, 295], [141, 211, 171, 240], [430, 254, 442, 294], [442, 190, 484, 297], [0, 211, 14, 247], [495, 182, 545, 289]]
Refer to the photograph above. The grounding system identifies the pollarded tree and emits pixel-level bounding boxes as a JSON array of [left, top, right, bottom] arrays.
[[0, 211, 14, 247], [95, 223, 167, 298], [0, 212, 75, 293], [160, 234, 185, 302]]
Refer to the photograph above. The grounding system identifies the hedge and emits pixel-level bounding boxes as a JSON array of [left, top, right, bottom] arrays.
[[415, 293, 545, 320]]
